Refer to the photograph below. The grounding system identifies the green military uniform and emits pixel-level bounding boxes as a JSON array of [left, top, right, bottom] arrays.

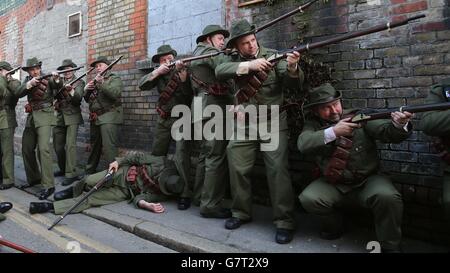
[[139, 45, 193, 200], [53, 154, 184, 214], [0, 62, 21, 188], [53, 59, 84, 180], [297, 83, 410, 251], [190, 25, 233, 215], [421, 78, 450, 220], [17, 58, 58, 189], [0, 213, 5, 222], [84, 56, 123, 174], [215, 20, 304, 230]]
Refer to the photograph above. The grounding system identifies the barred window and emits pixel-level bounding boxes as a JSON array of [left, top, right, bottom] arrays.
[[68, 12, 82, 38]]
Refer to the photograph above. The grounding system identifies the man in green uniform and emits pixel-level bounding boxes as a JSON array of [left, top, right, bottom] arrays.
[[0, 202, 13, 222], [215, 19, 304, 244], [421, 78, 450, 222], [84, 56, 123, 175], [297, 83, 413, 252], [138, 45, 193, 210], [0, 62, 21, 190], [53, 59, 85, 186], [190, 25, 233, 218], [17, 58, 59, 200], [29, 153, 183, 215]]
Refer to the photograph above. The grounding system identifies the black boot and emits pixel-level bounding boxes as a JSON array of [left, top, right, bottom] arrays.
[[38, 187, 55, 200], [275, 228, 294, 244], [54, 187, 74, 201], [54, 170, 65, 177], [0, 202, 13, 214], [29, 202, 54, 214], [0, 183, 14, 190], [178, 198, 191, 210], [61, 176, 80, 186]]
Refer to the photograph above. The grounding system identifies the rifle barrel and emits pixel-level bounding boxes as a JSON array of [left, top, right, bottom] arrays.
[[351, 102, 450, 122], [38, 66, 84, 80], [48, 171, 115, 230], [255, 0, 319, 33], [272, 14, 425, 63]]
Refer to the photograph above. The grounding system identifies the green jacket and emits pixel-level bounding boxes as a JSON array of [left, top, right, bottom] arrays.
[[84, 72, 123, 125], [118, 153, 168, 204], [215, 45, 304, 130], [17, 74, 58, 128], [298, 110, 412, 192], [138, 68, 191, 114], [55, 77, 84, 126], [0, 76, 21, 129], [421, 77, 450, 172], [190, 42, 233, 123]]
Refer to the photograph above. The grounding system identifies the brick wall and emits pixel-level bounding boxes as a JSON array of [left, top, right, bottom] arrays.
[[225, 0, 450, 244], [87, 0, 149, 159], [0, 0, 90, 152], [147, 0, 223, 55]]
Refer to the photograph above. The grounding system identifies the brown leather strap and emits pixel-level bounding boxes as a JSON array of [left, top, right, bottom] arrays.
[[324, 136, 353, 184], [191, 74, 228, 96], [159, 72, 181, 107], [235, 69, 270, 104], [138, 166, 161, 194]]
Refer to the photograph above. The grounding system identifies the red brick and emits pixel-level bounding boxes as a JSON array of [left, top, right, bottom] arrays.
[[391, 1, 428, 15]]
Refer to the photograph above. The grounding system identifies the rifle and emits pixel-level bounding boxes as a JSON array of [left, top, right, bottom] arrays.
[[0, 236, 36, 253], [36, 66, 84, 81], [255, 0, 319, 33], [86, 55, 123, 99], [350, 102, 450, 123], [235, 14, 426, 105], [93, 55, 123, 85], [5, 66, 21, 77], [150, 0, 319, 71], [54, 67, 95, 101], [48, 170, 115, 230]]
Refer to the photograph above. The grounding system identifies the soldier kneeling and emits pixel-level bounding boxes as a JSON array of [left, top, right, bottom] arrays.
[[297, 83, 413, 253], [29, 153, 185, 215]]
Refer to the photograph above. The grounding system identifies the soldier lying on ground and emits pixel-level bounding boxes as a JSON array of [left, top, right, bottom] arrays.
[[28, 153, 186, 215]]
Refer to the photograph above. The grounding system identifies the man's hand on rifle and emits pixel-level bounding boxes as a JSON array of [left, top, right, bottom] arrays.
[[332, 117, 362, 137], [65, 84, 75, 96], [108, 161, 119, 173], [248, 58, 272, 72], [286, 51, 300, 73], [391, 111, 413, 130], [154, 64, 171, 77], [27, 77, 41, 89], [95, 74, 105, 85], [52, 71, 60, 82], [85, 80, 95, 91]]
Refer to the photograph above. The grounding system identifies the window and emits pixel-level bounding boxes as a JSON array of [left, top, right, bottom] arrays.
[[68, 12, 82, 38], [47, 0, 54, 10]]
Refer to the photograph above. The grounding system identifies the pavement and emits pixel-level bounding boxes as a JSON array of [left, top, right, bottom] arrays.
[[5, 155, 449, 253]]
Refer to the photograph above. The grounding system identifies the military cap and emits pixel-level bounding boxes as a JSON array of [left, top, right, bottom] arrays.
[[22, 57, 42, 71], [226, 19, 257, 49], [90, 56, 111, 68], [196, 25, 230, 44], [151, 45, 177, 63], [304, 83, 342, 108], [57, 59, 77, 71]]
